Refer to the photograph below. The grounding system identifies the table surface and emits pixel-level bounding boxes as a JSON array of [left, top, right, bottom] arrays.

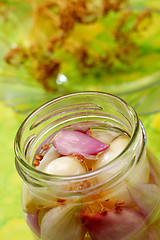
[[0, 102, 160, 240]]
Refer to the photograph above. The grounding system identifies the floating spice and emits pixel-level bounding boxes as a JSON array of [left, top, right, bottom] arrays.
[[35, 154, 43, 161], [33, 160, 40, 167], [41, 144, 49, 151]]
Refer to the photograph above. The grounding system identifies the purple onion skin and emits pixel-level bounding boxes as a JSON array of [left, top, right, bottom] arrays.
[[81, 208, 146, 240], [27, 213, 41, 237], [53, 130, 109, 157]]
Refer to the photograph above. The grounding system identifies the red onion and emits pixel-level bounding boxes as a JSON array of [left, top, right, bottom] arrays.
[[81, 208, 146, 240], [52, 130, 108, 157], [27, 213, 40, 236]]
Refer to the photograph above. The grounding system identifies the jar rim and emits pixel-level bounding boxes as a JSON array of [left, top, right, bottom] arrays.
[[14, 91, 141, 183]]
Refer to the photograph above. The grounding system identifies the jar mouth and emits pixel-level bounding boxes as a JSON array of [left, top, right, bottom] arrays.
[[14, 91, 142, 184]]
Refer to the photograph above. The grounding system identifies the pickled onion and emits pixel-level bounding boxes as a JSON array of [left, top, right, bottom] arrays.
[[129, 183, 160, 221], [81, 208, 146, 240], [27, 213, 40, 236], [52, 130, 108, 157], [41, 205, 84, 240]]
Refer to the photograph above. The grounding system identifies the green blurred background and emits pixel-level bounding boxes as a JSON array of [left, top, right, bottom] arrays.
[[0, 0, 160, 239]]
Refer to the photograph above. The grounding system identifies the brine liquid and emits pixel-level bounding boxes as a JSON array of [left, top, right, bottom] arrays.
[[22, 126, 160, 240]]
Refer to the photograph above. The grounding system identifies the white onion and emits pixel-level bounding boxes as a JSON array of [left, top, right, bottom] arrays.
[[95, 135, 130, 170], [23, 155, 86, 214], [44, 156, 86, 175], [92, 130, 120, 144], [94, 135, 149, 204], [41, 205, 84, 240]]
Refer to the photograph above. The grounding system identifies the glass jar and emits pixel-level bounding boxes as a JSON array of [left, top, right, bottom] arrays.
[[15, 92, 160, 240]]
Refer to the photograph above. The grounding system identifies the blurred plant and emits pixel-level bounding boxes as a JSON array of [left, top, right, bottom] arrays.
[[0, 0, 152, 92]]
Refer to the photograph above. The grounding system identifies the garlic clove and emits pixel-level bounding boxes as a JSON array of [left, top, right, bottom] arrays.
[[52, 130, 108, 157], [94, 135, 149, 205], [95, 135, 130, 170], [92, 130, 120, 144], [94, 136, 130, 187], [44, 156, 86, 175], [37, 146, 60, 172], [81, 208, 146, 240], [41, 205, 84, 240]]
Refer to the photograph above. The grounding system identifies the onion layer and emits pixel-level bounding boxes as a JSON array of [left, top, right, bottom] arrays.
[[52, 130, 108, 157], [81, 208, 146, 240], [41, 205, 84, 240]]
